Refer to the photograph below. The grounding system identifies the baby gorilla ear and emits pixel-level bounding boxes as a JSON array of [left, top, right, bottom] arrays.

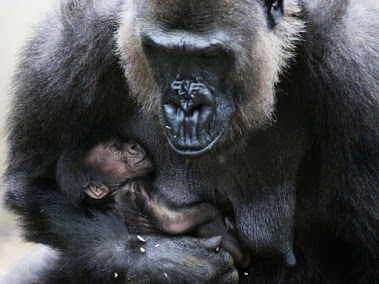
[[83, 183, 110, 200]]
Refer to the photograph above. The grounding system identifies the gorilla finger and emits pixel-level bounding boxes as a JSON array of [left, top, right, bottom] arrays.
[[202, 236, 223, 251]]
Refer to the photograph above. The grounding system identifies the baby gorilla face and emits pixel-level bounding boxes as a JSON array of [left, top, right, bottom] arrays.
[[84, 140, 153, 186]]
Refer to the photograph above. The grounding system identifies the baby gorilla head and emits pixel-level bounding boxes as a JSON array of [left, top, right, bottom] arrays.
[[82, 140, 153, 199]]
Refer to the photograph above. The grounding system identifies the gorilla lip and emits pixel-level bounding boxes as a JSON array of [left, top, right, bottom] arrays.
[[165, 119, 231, 156]]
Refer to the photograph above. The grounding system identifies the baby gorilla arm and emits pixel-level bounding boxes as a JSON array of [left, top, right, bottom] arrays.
[[128, 182, 250, 268], [146, 198, 219, 235], [121, 181, 218, 234]]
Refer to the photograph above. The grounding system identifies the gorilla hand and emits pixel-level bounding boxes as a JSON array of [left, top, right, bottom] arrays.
[[125, 235, 239, 284]]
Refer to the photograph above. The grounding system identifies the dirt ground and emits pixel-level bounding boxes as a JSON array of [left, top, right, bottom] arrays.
[[0, 0, 378, 278]]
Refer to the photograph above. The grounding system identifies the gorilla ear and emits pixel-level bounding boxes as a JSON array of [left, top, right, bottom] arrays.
[[268, 0, 284, 27], [83, 183, 110, 200]]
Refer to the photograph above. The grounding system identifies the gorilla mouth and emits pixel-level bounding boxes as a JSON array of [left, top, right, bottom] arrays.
[[162, 86, 231, 155], [164, 117, 229, 156], [162, 106, 228, 155]]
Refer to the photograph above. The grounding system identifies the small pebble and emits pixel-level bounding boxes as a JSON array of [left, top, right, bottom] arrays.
[[137, 235, 147, 243], [140, 247, 146, 253], [244, 272, 249, 276], [164, 273, 168, 278], [165, 126, 172, 130], [114, 273, 119, 279], [215, 247, 220, 252], [155, 244, 160, 248]]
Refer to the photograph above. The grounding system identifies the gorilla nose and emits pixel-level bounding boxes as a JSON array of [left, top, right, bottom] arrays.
[[167, 80, 216, 115], [179, 99, 198, 115]]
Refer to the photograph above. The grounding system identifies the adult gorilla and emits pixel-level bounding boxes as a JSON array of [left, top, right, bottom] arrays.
[[4, 0, 378, 282]]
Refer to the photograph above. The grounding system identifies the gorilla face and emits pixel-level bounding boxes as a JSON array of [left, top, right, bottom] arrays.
[[118, 0, 303, 156], [142, 31, 236, 155]]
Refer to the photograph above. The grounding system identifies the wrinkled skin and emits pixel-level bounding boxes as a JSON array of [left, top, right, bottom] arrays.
[[81, 140, 153, 200], [84, 140, 153, 185]]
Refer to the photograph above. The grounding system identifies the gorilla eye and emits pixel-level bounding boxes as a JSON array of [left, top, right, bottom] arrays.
[[267, 0, 284, 27], [201, 50, 219, 60], [157, 47, 170, 56], [143, 40, 166, 58]]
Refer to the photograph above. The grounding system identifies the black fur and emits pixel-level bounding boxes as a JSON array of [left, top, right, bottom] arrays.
[[3, 0, 379, 283]]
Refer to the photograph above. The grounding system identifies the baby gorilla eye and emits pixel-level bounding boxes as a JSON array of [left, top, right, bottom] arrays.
[[111, 143, 124, 153]]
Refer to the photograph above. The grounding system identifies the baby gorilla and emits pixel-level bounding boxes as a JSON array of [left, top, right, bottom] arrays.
[[80, 140, 153, 202], [57, 140, 250, 268]]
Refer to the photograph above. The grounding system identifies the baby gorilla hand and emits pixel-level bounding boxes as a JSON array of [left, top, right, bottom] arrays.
[[125, 235, 239, 284]]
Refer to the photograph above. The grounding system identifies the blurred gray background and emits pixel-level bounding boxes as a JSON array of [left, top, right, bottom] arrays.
[[0, 0, 378, 276]]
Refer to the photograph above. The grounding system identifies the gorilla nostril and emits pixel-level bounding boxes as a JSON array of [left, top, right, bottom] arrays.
[[182, 100, 202, 115]]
